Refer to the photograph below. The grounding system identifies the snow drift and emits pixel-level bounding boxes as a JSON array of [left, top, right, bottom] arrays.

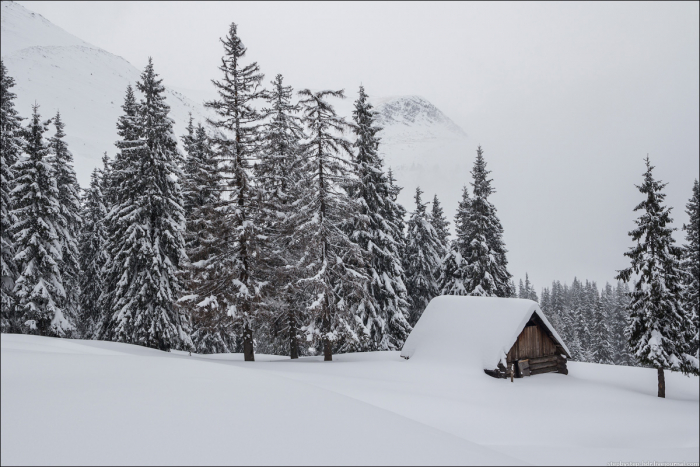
[[400, 295, 570, 370]]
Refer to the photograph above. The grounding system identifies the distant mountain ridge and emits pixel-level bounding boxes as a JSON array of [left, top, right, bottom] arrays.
[[372, 95, 466, 142], [1, 0, 471, 226], [1, 0, 211, 187]]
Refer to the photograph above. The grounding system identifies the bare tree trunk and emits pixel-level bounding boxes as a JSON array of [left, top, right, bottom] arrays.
[[657, 367, 665, 398], [289, 307, 299, 360], [243, 322, 255, 362], [322, 301, 332, 362]]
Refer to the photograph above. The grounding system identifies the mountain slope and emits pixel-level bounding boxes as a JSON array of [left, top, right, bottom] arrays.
[[369, 95, 470, 222], [1, 1, 210, 187]]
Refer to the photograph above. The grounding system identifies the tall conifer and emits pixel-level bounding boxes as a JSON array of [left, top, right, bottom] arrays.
[[98, 60, 190, 351], [11, 105, 70, 336], [1, 60, 23, 331], [205, 23, 265, 361], [404, 187, 442, 325], [617, 157, 693, 396], [347, 86, 411, 350]]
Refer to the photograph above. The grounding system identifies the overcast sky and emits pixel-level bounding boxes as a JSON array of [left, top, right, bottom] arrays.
[[17, 1, 700, 292]]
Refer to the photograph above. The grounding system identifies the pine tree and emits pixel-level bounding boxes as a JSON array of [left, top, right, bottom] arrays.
[[292, 88, 368, 361], [255, 74, 306, 358], [10, 104, 70, 336], [430, 194, 450, 259], [98, 60, 191, 351], [205, 23, 266, 361], [440, 187, 472, 295], [404, 187, 442, 326], [617, 157, 693, 397], [462, 146, 512, 297], [681, 180, 699, 365], [78, 168, 108, 337], [180, 118, 240, 354], [1, 60, 23, 332], [48, 111, 82, 331], [612, 281, 632, 365], [592, 283, 615, 365], [347, 85, 411, 351]]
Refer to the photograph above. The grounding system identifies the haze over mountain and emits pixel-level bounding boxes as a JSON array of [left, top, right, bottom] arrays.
[[1, 0, 210, 186], [1, 1, 472, 223], [4, 0, 698, 290]]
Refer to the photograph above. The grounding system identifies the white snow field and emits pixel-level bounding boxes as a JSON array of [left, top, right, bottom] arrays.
[[1, 334, 697, 466]]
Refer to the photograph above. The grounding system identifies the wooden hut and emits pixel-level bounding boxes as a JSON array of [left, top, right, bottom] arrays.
[[489, 312, 570, 378], [399, 296, 570, 379]]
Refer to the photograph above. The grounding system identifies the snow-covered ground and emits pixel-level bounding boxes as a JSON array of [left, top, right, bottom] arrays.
[[2, 334, 697, 466]]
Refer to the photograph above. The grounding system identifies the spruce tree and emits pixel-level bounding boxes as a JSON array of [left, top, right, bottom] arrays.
[[430, 194, 450, 259], [292, 88, 368, 361], [613, 281, 632, 365], [462, 146, 512, 297], [180, 120, 240, 354], [682, 180, 699, 364], [98, 60, 191, 351], [205, 23, 266, 361], [78, 168, 108, 337], [440, 187, 472, 295], [1, 60, 23, 331], [11, 105, 70, 336], [48, 111, 82, 330], [255, 74, 306, 358], [347, 85, 411, 351], [617, 157, 692, 397], [404, 187, 442, 326], [592, 283, 615, 365]]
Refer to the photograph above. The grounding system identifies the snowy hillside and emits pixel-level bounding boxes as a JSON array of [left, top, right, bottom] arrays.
[[369, 95, 471, 218], [2, 334, 698, 466], [1, 1, 210, 187]]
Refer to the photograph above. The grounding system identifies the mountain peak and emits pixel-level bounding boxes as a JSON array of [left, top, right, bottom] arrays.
[[371, 95, 466, 142]]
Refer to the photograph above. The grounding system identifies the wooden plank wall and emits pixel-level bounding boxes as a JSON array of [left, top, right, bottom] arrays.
[[507, 324, 558, 361]]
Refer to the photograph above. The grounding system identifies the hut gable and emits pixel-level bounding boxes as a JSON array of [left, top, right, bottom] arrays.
[[399, 296, 570, 377]]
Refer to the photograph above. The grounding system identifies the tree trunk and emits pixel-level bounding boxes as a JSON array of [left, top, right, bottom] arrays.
[[243, 322, 255, 362], [657, 367, 665, 398], [323, 337, 332, 361], [289, 308, 299, 360], [322, 301, 332, 362]]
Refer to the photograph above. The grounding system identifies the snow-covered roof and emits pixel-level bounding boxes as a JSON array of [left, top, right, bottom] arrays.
[[400, 296, 571, 370]]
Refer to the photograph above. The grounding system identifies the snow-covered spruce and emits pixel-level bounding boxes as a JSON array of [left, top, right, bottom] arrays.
[[97, 59, 191, 351], [204, 22, 266, 361], [291, 88, 368, 361], [10, 104, 71, 336], [48, 111, 82, 332], [429, 194, 450, 262], [179, 117, 238, 354], [404, 187, 442, 326], [682, 179, 699, 365], [518, 273, 538, 302], [617, 157, 696, 396], [461, 146, 512, 297], [1, 60, 23, 331], [440, 186, 472, 295], [254, 74, 307, 358], [78, 167, 108, 337], [346, 85, 411, 351]]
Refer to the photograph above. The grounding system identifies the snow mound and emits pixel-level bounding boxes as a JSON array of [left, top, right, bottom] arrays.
[[400, 295, 570, 370]]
